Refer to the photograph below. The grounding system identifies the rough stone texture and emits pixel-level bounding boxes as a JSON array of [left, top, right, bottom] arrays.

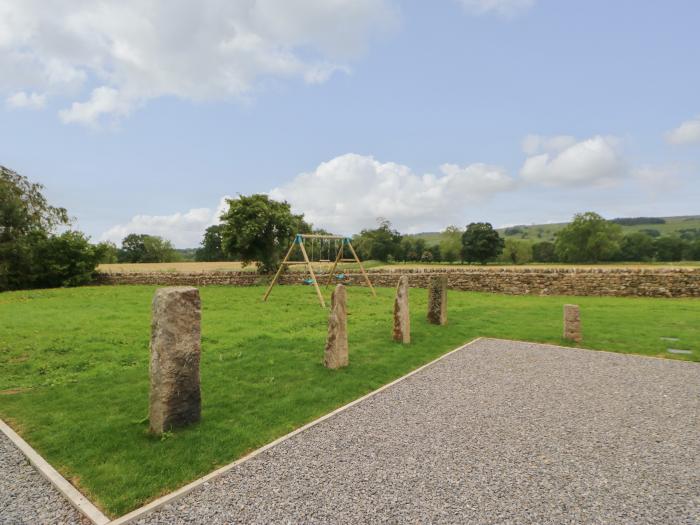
[[0, 431, 88, 525], [563, 304, 582, 342], [427, 275, 447, 325], [324, 284, 348, 369], [393, 275, 410, 343], [139, 339, 700, 525], [95, 267, 700, 298], [149, 286, 202, 434]]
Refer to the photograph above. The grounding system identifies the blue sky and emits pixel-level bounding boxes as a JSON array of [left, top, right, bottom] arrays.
[[1, 0, 699, 247]]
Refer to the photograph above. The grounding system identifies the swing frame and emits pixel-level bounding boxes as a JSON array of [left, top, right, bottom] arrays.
[[262, 233, 376, 307]]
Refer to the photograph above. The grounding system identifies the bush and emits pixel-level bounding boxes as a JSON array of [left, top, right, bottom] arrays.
[[32, 231, 102, 287]]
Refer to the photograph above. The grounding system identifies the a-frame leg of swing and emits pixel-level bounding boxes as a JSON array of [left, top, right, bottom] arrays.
[[325, 244, 344, 288], [347, 241, 376, 297], [262, 241, 296, 302], [299, 240, 326, 308]]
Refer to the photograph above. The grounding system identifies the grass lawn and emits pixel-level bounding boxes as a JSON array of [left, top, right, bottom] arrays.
[[0, 285, 698, 517]]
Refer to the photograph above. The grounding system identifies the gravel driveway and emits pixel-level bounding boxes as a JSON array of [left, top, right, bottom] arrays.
[[139, 338, 700, 524]]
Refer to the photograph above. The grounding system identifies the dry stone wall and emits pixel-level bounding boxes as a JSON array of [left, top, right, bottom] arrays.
[[94, 267, 700, 298]]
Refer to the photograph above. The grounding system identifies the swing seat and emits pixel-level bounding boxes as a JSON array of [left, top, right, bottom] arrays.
[[335, 273, 349, 284], [303, 278, 316, 285]]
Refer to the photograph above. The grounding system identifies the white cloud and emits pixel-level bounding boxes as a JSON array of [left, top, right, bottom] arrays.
[[666, 116, 700, 145], [0, 0, 396, 125], [519, 135, 625, 187], [5, 90, 46, 109], [270, 153, 514, 234], [633, 165, 682, 192], [101, 197, 231, 248], [455, 0, 535, 16]]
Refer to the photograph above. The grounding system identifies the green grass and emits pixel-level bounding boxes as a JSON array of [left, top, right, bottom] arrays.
[[0, 285, 698, 516]]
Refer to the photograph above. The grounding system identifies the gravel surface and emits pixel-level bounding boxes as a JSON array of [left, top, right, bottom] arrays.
[[139, 338, 700, 524], [0, 430, 87, 525]]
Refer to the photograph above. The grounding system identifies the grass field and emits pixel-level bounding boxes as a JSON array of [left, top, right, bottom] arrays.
[[0, 285, 698, 516]]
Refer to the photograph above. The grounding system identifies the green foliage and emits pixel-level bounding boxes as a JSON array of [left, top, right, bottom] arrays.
[[461, 222, 504, 264], [352, 218, 402, 262], [399, 236, 426, 262], [555, 212, 622, 263], [532, 241, 557, 263], [618, 232, 655, 261], [654, 236, 686, 262], [94, 241, 119, 263], [439, 225, 462, 263], [0, 166, 100, 290], [0, 285, 697, 515], [499, 238, 533, 264], [195, 224, 227, 262], [118, 234, 178, 263], [220, 194, 310, 273]]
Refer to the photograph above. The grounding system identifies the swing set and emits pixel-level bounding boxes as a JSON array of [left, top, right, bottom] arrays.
[[262, 233, 376, 307]]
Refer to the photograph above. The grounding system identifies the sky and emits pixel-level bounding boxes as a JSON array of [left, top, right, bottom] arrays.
[[1, 0, 699, 247]]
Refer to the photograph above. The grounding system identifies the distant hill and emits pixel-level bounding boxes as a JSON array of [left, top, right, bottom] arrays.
[[410, 215, 700, 245]]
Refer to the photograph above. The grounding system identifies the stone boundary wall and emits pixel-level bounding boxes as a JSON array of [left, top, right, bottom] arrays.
[[93, 267, 700, 298]]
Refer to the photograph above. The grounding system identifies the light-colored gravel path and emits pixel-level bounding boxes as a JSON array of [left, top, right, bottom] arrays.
[[0, 430, 87, 525], [139, 338, 700, 524]]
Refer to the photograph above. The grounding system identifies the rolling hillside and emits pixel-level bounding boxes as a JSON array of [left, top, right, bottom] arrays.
[[412, 215, 700, 245]]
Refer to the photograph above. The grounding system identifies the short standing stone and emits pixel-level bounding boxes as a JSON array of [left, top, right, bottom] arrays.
[[149, 286, 202, 434], [324, 284, 348, 369], [393, 275, 410, 343], [427, 275, 447, 325], [563, 304, 582, 343]]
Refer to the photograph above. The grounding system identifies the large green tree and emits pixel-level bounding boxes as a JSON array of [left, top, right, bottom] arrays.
[[1, 166, 99, 290], [461, 222, 504, 264], [439, 225, 463, 263], [118, 234, 178, 263], [554, 212, 622, 263], [220, 194, 309, 273], [195, 224, 227, 262], [352, 218, 403, 262]]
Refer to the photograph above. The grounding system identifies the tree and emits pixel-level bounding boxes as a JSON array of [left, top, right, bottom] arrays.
[[461, 222, 504, 264], [352, 218, 403, 262], [618, 232, 655, 261], [532, 241, 557, 263], [220, 194, 310, 273], [439, 226, 462, 263], [654, 236, 686, 262], [94, 241, 119, 264], [118, 234, 177, 263], [554, 212, 622, 263], [195, 224, 226, 261], [1, 165, 100, 291], [500, 238, 532, 265]]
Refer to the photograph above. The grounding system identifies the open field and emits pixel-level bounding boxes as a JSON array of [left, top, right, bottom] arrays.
[[0, 285, 698, 517]]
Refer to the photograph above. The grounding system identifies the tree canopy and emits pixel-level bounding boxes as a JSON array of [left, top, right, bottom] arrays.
[[117, 234, 178, 263], [220, 194, 310, 273], [554, 212, 622, 263], [461, 222, 504, 264]]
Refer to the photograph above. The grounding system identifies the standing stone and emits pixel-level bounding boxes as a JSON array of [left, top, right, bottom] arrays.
[[149, 287, 202, 434], [324, 284, 348, 369], [427, 275, 447, 325], [563, 304, 582, 343], [393, 275, 410, 343]]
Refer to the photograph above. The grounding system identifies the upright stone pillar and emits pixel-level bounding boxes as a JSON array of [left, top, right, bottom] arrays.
[[149, 287, 202, 434], [563, 304, 582, 343], [324, 284, 348, 369], [393, 275, 410, 343], [427, 275, 447, 325]]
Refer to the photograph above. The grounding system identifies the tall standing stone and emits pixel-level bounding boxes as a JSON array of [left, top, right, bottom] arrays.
[[427, 275, 447, 325], [393, 275, 410, 343], [324, 284, 348, 369], [149, 286, 202, 434], [563, 304, 582, 343]]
